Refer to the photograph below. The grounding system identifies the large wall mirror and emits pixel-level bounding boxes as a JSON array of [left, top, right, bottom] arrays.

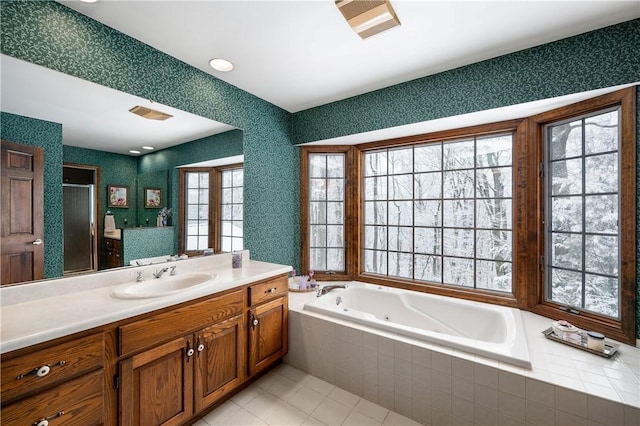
[[0, 54, 242, 285]]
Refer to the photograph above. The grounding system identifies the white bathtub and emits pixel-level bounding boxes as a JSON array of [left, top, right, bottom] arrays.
[[303, 282, 531, 369]]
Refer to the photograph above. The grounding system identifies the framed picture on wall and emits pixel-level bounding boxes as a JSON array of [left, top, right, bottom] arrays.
[[145, 188, 162, 208], [107, 185, 129, 208]]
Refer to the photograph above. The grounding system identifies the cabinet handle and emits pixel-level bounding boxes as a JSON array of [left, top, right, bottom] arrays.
[[265, 287, 277, 294], [251, 313, 259, 329], [196, 337, 204, 357], [16, 361, 66, 380], [33, 411, 64, 426], [186, 341, 195, 360]]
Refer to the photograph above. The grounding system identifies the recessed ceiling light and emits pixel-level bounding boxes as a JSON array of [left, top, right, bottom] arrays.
[[129, 150, 141, 154], [80, 0, 99, 3], [142, 146, 155, 150], [209, 58, 234, 72]]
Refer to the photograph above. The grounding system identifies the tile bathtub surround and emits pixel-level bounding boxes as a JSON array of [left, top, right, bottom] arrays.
[[286, 292, 640, 426], [192, 363, 421, 426]]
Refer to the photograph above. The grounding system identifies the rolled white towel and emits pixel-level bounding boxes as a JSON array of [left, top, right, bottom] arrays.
[[104, 214, 116, 233]]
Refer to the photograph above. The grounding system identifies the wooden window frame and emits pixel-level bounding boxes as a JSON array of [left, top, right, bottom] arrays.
[[216, 163, 244, 253], [354, 120, 527, 309], [527, 87, 636, 344], [179, 167, 215, 256], [179, 164, 244, 256], [301, 146, 358, 281]]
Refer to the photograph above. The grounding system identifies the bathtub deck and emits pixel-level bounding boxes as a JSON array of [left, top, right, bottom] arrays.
[[286, 289, 640, 425]]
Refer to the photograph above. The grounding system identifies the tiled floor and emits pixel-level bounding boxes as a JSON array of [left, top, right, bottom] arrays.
[[194, 363, 423, 426]]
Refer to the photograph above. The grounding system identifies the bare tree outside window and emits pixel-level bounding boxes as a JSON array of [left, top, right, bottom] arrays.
[[363, 134, 513, 292], [545, 108, 620, 318], [309, 154, 345, 271]]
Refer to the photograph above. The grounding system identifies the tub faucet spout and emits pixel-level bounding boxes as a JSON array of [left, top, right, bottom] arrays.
[[317, 284, 347, 297]]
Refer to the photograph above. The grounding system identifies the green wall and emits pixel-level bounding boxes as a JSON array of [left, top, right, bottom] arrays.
[[1, 112, 63, 279]]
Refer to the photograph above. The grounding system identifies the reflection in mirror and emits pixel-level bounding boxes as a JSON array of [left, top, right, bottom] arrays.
[[0, 55, 241, 285]]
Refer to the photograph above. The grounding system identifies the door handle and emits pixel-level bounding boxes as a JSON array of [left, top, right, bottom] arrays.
[[32, 239, 43, 245]]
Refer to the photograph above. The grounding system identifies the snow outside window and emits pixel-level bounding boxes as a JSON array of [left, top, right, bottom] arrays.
[[185, 171, 210, 251], [544, 107, 621, 318], [363, 134, 513, 293], [220, 168, 244, 252], [308, 153, 346, 271]]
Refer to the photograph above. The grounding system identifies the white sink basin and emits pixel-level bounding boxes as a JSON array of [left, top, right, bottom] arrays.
[[111, 272, 216, 299]]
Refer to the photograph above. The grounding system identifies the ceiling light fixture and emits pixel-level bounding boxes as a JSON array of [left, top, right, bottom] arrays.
[[142, 146, 155, 150], [80, 0, 99, 3], [336, 0, 400, 39], [129, 150, 141, 154], [129, 105, 173, 121], [209, 58, 234, 72]]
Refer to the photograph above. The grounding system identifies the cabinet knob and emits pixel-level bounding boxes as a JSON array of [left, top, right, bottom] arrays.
[[36, 366, 50, 377], [197, 344, 205, 352], [252, 318, 259, 327], [265, 287, 277, 294], [34, 420, 48, 426], [186, 348, 195, 357]]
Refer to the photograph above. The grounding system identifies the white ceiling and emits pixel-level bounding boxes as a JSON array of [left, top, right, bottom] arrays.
[[1, 1, 638, 155], [60, 0, 639, 113]]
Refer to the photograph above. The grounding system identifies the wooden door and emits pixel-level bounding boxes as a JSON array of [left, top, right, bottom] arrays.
[[248, 296, 288, 376], [120, 336, 194, 426], [1, 140, 44, 285], [194, 314, 245, 412]]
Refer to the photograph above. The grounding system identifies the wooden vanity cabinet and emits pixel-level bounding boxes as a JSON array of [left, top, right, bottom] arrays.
[[248, 275, 289, 376], [0, 332, 105, 426], [118, 289, 247, 425], [1, 272, 289, 426]]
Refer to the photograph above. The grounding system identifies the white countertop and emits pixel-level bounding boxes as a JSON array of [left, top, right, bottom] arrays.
[[0, 252, 291, 354]]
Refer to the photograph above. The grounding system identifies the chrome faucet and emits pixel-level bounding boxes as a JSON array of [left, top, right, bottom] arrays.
[[136, 271, 145, 282], [317, 284, 347, 297], [153, 267, 169, 279], [170, 266, 177, 276]]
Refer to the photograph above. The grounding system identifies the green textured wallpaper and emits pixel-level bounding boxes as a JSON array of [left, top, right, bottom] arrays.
[[122, 227, 175, 265], [0, 112, 63, 279], [0, 1, 299, 271]]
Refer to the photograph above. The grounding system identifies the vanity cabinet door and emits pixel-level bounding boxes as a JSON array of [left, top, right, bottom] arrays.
[[248, 296, 288, 376], [119, 335, 194, 426], [194, 314, 245, 412]]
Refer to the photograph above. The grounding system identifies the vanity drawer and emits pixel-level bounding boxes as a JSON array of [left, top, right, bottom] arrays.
[[249, 275, 288, 306], [119, 289, 244, 356], [1, 368, 104, 426], [1, 332, 104, 403]]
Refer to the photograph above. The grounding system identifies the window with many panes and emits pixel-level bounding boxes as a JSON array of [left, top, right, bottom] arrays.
[[184, 171, 211, 251], [308, 153, 346, 272], [220, 167, 244, 252], [179, 165, 244, 255], [363, 134, 513, 292], [544, 107, 621, 318]]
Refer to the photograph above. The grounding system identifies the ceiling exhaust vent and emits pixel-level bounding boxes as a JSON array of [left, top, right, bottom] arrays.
[[336, 0, 400, 39], [129, 105, 173, 121]]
